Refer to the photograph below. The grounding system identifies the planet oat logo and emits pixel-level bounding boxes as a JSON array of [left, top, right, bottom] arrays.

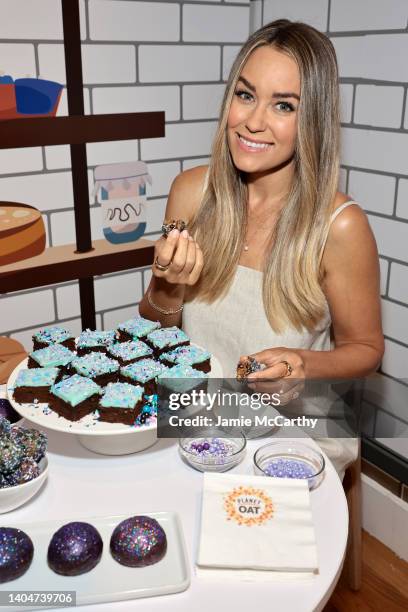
[[224, 486, 274, 526]]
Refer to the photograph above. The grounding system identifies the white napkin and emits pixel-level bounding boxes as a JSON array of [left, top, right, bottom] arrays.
[[196, 472, 318, 581]]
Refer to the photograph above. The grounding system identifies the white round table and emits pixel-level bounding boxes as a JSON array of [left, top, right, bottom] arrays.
[[8, 424, 348, 612]]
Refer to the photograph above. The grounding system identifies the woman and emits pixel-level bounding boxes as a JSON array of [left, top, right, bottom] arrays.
[[139, 20, 384, 476]]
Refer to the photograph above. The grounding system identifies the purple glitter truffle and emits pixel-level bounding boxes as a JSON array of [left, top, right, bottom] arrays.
[[0, 528, 34, 584], [8, 458, 40, 486], [47, 522, 103, 576], [110, 516, 167, 568], [0, 400, 21, 425], [0, 438, 25, 474]]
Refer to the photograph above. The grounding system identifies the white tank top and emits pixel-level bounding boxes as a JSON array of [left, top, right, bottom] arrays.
[[182, 201, 359, 378]]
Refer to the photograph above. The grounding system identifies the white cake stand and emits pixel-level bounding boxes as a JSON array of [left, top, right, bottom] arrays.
[[7, 350, 223, 456]]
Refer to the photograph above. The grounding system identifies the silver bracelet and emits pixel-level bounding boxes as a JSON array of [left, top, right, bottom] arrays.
[[147, 289, 184, 315]]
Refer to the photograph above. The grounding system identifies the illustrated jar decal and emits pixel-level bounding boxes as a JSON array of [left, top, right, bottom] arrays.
[[93, 161, 152, 244]]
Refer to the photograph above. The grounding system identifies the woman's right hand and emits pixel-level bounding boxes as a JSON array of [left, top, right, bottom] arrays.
[[153, 228, 204, 286]]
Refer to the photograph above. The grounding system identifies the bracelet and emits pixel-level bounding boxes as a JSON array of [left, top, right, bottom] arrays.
[[147, 289, 184, 315]]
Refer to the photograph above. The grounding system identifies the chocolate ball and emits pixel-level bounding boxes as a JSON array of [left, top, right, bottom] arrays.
[[0, 438, 24, 474], [47, 522, 103, 576], [10, 428, 47, 462], [8, 458, 40, 486], [110, 516, 167, 568], [0, 528, 34, 583]]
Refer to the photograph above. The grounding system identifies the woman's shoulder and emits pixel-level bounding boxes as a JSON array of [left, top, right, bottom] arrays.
[[329, 191, 368, 237], [165, 164, 209, 223]]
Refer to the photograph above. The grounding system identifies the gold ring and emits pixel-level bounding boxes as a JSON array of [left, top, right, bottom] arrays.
[[281, 360, 293, 377], [154, 256, 171, 272]]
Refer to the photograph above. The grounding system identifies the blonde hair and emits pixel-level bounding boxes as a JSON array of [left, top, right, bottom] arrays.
[[187, 19, 340, 332]]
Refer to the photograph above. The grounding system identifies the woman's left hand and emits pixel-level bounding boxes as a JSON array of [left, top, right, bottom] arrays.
[[238, 347, 305, 403]]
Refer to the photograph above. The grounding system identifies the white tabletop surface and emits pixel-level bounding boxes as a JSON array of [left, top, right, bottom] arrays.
[[6, 422, 349, 612]]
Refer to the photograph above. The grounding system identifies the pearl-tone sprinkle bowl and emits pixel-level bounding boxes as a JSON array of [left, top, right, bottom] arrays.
[[0, 455, 48, 513], [253, 441, 325, 490], [179, 427, 246, 473]]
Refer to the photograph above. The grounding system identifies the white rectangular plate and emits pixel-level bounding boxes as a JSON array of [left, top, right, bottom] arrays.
[[1, 512, 190, 611]]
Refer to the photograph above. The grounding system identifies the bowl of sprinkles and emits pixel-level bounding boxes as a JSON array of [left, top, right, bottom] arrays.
[[253, 441, 325, 490], [179, 428, 246, 472]]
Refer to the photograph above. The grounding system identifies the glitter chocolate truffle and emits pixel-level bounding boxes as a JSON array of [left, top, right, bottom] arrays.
[[28, 344, 75, 372], [0, 528, 34, 584], [98, 382, 144, 425], [13, 367, 60, 404], [160, 345, 211, 373], [120, 358, 167, 395], [47, 522, 103, 576], [117, 315, 161, 342], [110, 516, 167, 568], [76, 329, 117, 356], [236, 356, 264, 380], [49, 375, 101, 421], [32, 326, 75, 351], [70, 353, 119, 386], [161, 218, 187, 237], [0, 398, 22, 424], [145, 326, 189, 357], [107, 340, 153, 367]]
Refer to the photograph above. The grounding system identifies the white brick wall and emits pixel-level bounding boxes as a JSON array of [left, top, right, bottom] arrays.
[[354, 85, 405, 129], [38, 44, 137, 84], [263, 0, 329, 32], [342, 128, 408, 175], [55, 271, 143, 319], [183, 5, 249, 42], [0, 172, 74, 211], [88, 1, 179, 42], [388, 263, 408, 304], [0, 0, 86, 40], [182, 157, 210, 171], [0, 148, 43, 175], [183, 84, 225, 120], [50, 206, 102, 247], [141, 121, 218, 160], [138, 46, 220, 83], [92, 85, 180, 120], [339, 84, 353, 123], [381, 298, 408, 345], [146, 197, 167, 234], [102, 305, 140, 332], [382, 339, 408, 378], [222, 46, 241, 81], [333, 35, 408, 81], [368, 215, 408, 262], [379, 258, 389, 296], [0, 290, 55, 334], [0, 43, 36, 78], [330, 0, 408, 32], [396, 179, 408, 220], [348, 171, 395, 216]]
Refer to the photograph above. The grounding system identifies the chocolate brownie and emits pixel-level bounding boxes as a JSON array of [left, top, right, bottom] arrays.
[[70, 353, 120, 386], [145, 326, 189, 357], [107, 340, 153, 366], [32, 326, 75, 351], [76, 330, 117, 356], [28, 344, 75, 374], [97, 382, 144, 425], [13, 367, 61, 404], [160, 345, 211, 373], [120, 358, 167, 395], [49, 375, 101, 421], [117, 316, 161, 343]]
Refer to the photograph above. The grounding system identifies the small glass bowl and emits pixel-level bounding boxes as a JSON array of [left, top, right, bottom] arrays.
[[179, 428, 246, 473], [253, 441, 325, 490]]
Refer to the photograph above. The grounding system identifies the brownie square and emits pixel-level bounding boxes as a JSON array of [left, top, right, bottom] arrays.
[[49, 374, 101, 421], [70, 353, 120, 386], [117, 316, 161, 342], [145, 326, 190, 357], [157, 363, 208, 394], [120, 358, 167, 395], [28, 344, 75, 374], [32, 326, 75, 351], [107, 340, 153, 366], [160, 345, 211, 373], [98, 382, 144, 425], [13, 367, 61, 404], [76, 329, 117, 356]]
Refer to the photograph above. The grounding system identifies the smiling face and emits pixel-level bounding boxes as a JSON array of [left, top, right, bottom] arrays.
[[227, 45, 301, 175]]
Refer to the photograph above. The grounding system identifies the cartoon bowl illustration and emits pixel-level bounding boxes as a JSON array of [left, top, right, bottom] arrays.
[[14, 78, 63, 116]]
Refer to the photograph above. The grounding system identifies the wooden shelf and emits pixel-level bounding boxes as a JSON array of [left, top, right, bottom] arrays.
[[0, 112, 165, 149], [0, 239, 155, 293]]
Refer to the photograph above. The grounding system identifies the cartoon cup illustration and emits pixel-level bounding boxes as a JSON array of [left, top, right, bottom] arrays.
[[93, 161, 151, 244]]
